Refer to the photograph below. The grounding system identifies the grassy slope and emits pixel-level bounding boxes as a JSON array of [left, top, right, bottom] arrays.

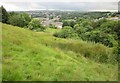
[[2, 23, 118, 81], [0, 23, 1, 82]]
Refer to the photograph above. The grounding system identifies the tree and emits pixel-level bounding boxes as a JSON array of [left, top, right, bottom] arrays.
[[81, 30, 117, 47], [8, 14, 25, 27], [28, 18, 45, 31], [22, 13, 31, 26], [92, 18, 107, 29], [74, 25, 86, 36], [62, 20, 76, 28], [73, 23, 93, 37], [53, 26, 78, 39], [9, 12, 18, 16], [62, 21, 69, 27], [8, 14, 23, 27], [7, 13, 31, 27], [0, 6, 9, 23], [49, 24, 57, 29]]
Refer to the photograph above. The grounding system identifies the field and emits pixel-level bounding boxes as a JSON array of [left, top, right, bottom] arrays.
[[2, 23, 118, 81]]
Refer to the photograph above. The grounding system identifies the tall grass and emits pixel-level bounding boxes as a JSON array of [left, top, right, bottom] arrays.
[[34, 32, 117, 64]]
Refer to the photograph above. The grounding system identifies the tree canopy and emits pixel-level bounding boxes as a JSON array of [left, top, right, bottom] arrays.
[[7, 12, 31, 27], [28, 18, 45, 31], [0, 6, 9, 23]]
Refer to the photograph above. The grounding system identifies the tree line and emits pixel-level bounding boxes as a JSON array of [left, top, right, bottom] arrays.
[[0, 6, 45, 31]]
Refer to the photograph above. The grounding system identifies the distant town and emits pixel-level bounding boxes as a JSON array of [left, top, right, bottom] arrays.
[[16, 10, 120, 29]]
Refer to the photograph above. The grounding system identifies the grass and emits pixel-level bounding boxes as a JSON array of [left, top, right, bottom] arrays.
[[0, 23, 2, 82], [2, 23, 118, 81], [44, 28, 60, 34]]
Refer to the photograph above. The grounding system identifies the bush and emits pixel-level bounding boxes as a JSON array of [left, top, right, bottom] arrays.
[[81, 31, 118, 47], [73, 18, 93, 36], [53, 26, 78, 39], [73, 24, 87, 36], [62, 20, 76, 28], [7, 13, 31, 27], [49, 24, 57, 29], [99, 20, 118, 34], [28, 18, 45, 31], [92, 18, 107, 28], [8, 14, 25, 27]]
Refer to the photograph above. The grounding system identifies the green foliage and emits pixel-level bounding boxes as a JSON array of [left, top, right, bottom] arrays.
[[114, 21, 120, 34], [92, 18, 107, 29], [9, 12, 18, 16], [28, 18, 45, 31], [53, 26, 78, 39], [75, 18, 93, 32], [62, 20, 76, 28], [7, 12, 31, 27], [73, 24, 92, 36], [99, 20, 118, 34], [49, 15, 54, 19], [0, 6, 9, 23], [55, 17, 118, 49], [22, 13, 31, 27], [74, 18, 118, 48], [49, 24, 57, 29], [92, 20, 118, 47], [81, 31, 118, 47], [76, 18, 92, 27], [113, 21, 120, 62], [8, 14, 25, 27], [2, 23, 118, 81]]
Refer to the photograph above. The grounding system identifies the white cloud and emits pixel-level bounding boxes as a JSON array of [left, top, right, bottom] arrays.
[[0, 2, 25, 11]]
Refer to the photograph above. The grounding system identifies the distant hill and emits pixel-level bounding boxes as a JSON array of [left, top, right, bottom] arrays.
[[2, 23, 118, 81]]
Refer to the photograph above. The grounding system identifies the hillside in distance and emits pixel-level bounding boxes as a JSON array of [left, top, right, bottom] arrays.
[[2, 23, 118, 81]]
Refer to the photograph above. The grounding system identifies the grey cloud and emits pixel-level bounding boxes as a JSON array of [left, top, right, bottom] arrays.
[[3, 2, 118, 11]]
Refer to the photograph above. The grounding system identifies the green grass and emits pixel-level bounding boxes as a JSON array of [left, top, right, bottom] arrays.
[[2, 23, 118, 81], [44, 28, 60, 34], [0, 23, 2, 82]]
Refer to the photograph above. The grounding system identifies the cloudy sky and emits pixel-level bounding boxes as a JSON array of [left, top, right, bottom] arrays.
[[0, 0, 119, 12]]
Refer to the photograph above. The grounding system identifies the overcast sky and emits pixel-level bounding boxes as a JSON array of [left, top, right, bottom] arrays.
[[0, 0, 119, 12]]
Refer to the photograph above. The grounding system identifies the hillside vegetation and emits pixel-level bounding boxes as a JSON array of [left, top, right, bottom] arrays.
[[2, 23, 118, 81]]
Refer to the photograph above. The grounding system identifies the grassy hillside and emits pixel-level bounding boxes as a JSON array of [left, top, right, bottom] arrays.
[[2, 23, 118, 81]]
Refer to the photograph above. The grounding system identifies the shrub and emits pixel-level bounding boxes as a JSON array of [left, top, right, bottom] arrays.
[[62, 20, 76, 28], [49, 24, 57, 29], [53, 26, 78, 39], [92, 18, 107, 28], [99, 20, 118, 34], [73, 24, 87, 36], [8, 14, 25, 27], [81, 31, 118, 47], [7, 13, 31, 27], [28, 18, 45, 31]]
